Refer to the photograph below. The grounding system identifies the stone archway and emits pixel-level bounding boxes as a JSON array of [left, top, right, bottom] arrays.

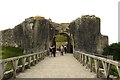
[[55, 32, 73, 53]]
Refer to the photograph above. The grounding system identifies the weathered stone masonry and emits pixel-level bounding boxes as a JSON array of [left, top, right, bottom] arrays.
[[1, 17, 55, 54], [1, 15, 108, 54], [69, 15, 108, 54]]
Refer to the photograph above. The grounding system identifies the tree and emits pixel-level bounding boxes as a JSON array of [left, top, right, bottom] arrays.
[[102, 42, 120, 60]]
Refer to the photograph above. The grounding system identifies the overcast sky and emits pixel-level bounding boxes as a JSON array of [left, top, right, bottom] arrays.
[[0, 0, 119, 44]]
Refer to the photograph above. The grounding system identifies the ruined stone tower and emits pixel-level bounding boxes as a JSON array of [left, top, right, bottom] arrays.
[[69, 15, 108, 54], [1, 16, 55, 54]]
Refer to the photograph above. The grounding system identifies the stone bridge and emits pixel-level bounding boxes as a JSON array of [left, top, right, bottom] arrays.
[[0, 15, 113, 79], [1, 50, 120, 79]]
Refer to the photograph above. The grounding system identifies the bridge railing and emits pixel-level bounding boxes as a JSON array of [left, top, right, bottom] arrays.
[[74, 51, 120, 78], [0, 50, 48, 79]]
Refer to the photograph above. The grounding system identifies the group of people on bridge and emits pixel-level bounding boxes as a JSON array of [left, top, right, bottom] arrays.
[[49, 45, 67, 57]]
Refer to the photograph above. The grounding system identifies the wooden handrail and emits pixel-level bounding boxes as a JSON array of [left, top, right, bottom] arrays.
[[0, 50, 48, 79], [74, 51, 120, 78]]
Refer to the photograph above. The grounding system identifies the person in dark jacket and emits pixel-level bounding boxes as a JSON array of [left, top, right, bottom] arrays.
[[52, 45, 56, 57], [49, 46, 53, 56], [64, 46, 67, 54]]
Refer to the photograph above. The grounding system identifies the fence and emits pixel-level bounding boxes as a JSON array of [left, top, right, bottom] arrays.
[[74, 51, 120, 78], [0, 50, 48, 79]]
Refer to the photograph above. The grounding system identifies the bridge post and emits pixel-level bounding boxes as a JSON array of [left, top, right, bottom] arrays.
[[21, 57, 26, 72], [34, 55, 37, 64], [39, 53, 41, 61], [107, 63, 111, 78], [35, 54, 37, 64], [80, 54, 82, 63], [84, 56, 86, 66], [81, 54, 83, 65], [41, 53, 43, 60], [37, 53, 40, 62], [116, 66, 120, 77], [0, 61, 7, 79], [94, 59, 100, 78], [85, 56, 89, 69], [43, 52, 45, 59], [12, 59, 19, 78], [44, 51, 46, 57], [32, 55, 36, 66], [28, 56, 31, 69], [31, 55, 35, 66], [89, 57, 93, 72], [78, 53, 80, 62], [36, 54, 39, 63], [39, 53, 42, 60], [82, 54, 85, 66], [102, 61, 111, 78], [78, 54, 80, 60]]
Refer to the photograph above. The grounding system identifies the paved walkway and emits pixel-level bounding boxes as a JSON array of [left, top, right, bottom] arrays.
[[17, 53, 96, 78]]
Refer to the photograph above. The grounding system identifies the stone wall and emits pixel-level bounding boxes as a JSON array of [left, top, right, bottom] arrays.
[[69, 15, 108, 54], [97, 35, 109, 54], [1, 15, 108, 54], [2, 29, 15, 46], [1, 17, 55, 54]]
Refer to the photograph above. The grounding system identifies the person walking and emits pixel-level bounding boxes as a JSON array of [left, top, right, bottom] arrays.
[[52, 45, 56, 57], [49, 46, 53, 56], [60, 45, 64, 56], [64, 46, 67, 54]]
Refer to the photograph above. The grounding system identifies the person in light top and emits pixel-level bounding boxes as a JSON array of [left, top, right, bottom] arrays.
[[60, 45, 64, 56]]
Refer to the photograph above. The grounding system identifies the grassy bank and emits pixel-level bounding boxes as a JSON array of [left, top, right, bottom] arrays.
[[1, 46, 23, 59], [1, 46, 24, 71]]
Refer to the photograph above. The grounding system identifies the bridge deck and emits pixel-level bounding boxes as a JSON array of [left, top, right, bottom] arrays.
[[16, 53, 96, 78]]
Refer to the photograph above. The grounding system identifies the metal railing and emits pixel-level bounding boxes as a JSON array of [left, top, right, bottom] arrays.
[[0, 50, 48, 79], [74, 51, 120, 78]]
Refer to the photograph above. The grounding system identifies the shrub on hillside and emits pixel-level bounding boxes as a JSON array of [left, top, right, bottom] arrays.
[[2, 46, 23, 59]]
